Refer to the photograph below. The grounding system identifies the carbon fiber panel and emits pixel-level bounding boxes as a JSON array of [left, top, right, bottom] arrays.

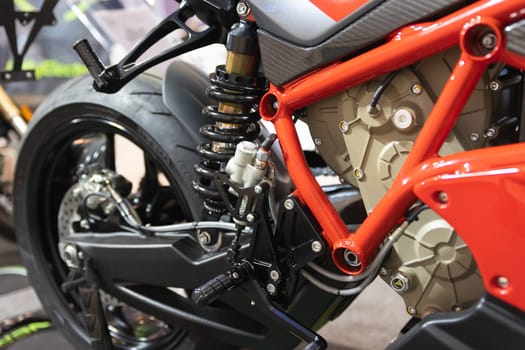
[[258, 0, 466, 86], [507, 20, 525, 56]]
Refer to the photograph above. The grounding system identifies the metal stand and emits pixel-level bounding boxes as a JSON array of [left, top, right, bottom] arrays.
[[0, 0, 58, 81]]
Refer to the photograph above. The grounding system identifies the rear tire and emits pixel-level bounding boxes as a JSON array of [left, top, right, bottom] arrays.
[[14, 73, 232, 349]]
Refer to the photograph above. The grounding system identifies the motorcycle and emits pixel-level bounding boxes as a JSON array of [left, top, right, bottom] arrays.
[[13, 0, 525, 349]]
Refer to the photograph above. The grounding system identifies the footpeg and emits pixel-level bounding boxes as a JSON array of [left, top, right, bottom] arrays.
[[191, 263, 248, 306], [73, 39, 108, 90]]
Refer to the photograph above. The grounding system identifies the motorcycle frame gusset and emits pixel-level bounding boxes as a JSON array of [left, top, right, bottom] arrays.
[[259, 0, 525, 312]]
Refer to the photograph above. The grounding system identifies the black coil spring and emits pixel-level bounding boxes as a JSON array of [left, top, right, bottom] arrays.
[[193, 65, 266, 213]]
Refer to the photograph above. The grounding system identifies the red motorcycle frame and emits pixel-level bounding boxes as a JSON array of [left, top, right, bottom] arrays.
[[259, 0, 525, 313]]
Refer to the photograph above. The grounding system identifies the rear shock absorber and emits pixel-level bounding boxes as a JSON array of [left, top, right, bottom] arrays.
[[193, 21, 266, 214]]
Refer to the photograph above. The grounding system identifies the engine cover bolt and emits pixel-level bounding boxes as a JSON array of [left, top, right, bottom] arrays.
[[410, 83, 423, 95], [379, 267, 388, 276], [353, 168, 365, 181], [254, 185, 263, 194], [236, 1, 251, 17], [311, 241, 323, 253], [407, 306, 416, 315], [488, 80, 500, 91], [339, 121, 350, 133], [469, 132, 480, 142], [481, 32, 497, 50], [270, 270, 280, 281], [390, 272, 410, 293], [497, 276, 509, 288], [314, 137, 322, 146], [266, 283, 277, 295], [284, 198, 295, 210], [436, 191, 448, 204], [246, 213, 256, 223]]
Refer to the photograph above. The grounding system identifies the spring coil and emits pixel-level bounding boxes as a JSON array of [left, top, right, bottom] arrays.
[[193, 65, 266, 213]]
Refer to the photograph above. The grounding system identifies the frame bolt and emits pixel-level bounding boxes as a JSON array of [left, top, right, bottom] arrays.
[[497, 276, 509, 288], [481, 32, 497, 50], [353, 168, 365, 181], [410, 83, 423, 95], [266, 283, 277, 295], [314, 137, 322, 146], [469, 132, 480, 142], [270, 270, 280, 281], [436, 191, 448, 204], [343, 249, 361, 267], [311, 241, 323, 253], [236, 1, 251, 17], [339, 121, 350, 133], [284, 198, 295, 211]]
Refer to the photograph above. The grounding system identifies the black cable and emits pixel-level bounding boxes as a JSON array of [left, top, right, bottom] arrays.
[[368, 70, 399, 113]]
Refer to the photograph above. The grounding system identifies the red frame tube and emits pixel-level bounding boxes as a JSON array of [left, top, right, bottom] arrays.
[[260, 0, 525, 310]]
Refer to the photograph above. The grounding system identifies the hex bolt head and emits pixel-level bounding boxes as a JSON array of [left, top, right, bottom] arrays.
[[270, 270, 280, 281], [284, 198, 295, 211], [314, 138, 322, 146], [485, 128, 497, 138], [407, 306, 416, 315], [339, 121, 350, 133], [250, 300, 256, 306], [488, 80, 500, 91], [311, 241, 323, 253], [390, 272, 410, 293], [246, 213, 255, 223], [198, 231, 212, 245], [354, 168, 365, 181], [266, 283, 277, 295], [236, 1, 251, 17], [379, 267, 388, 276], [436, 191, 448, 204], [80, 219, 90, 230], [254, 185, 263, 194], [481, 32, 497, 50], [410, 83, 423, 95], [452, 305, 463, 312], [497, 276, 509, 288], [469, 132, 480, 142], [343, 249, 361, 267]]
